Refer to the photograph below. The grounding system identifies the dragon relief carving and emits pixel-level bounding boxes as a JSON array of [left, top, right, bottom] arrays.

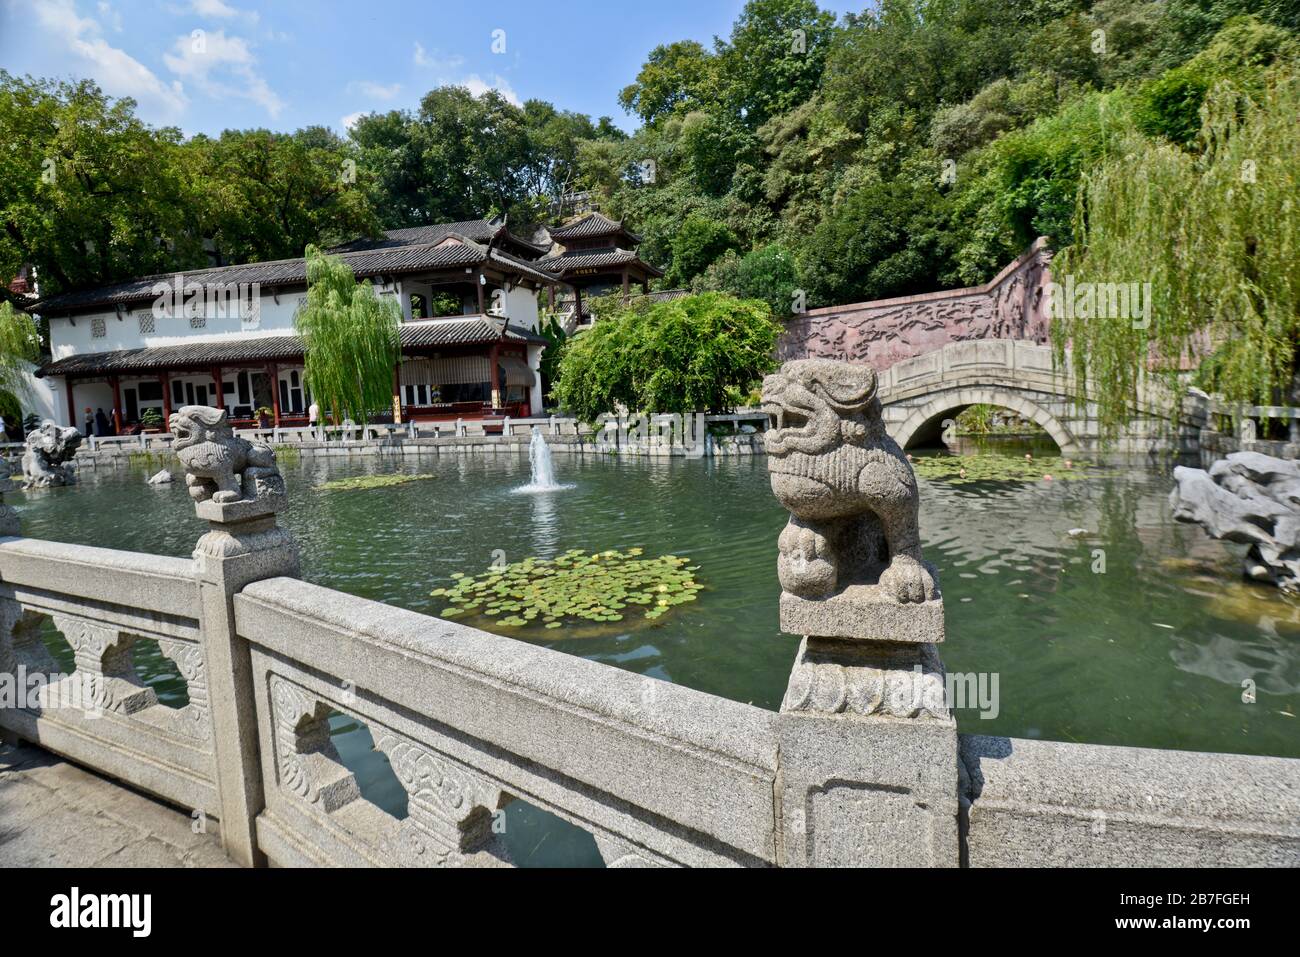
[[21, 422, 83, 488], [170, 406, 283, 505], [763, 359, 938, 606]]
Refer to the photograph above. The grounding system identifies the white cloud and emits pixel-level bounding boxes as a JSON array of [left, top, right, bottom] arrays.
[[95, 1, 122, 31], [413, 41, 463, 72], [163, 29, 284, 117], [25, 0, 188, 119], [350, 80, 402, 101], [460, 74, 521, 107], [190, 0, 258, 23], [339, 111, 365, 131]]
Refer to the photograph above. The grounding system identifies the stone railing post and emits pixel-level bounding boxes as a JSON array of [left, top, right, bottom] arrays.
[[0, 472, 18, 537], [764, 359, 959, 868], [176, 406, 299, 867]]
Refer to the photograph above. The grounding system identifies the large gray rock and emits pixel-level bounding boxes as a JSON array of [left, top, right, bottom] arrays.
[[21, 422, 82, 489], [1171, 451, 1300, 591]]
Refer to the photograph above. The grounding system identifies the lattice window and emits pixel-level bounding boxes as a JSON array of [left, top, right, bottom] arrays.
[[91, 317, 106, 338], [138, 312, 155, 335]]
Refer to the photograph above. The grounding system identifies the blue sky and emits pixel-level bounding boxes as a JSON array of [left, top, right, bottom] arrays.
[[0, 0, 867, 137]]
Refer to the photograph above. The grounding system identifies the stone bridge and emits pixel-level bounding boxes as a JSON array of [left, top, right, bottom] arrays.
[[877, 339, 1199, 457]]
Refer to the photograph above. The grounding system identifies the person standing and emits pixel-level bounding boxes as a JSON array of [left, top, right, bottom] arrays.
[[308, 399, 320, 438], [94, 408, 111, 437]]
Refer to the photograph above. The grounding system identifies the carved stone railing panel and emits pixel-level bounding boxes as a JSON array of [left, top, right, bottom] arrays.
[[155, 636, 210, 741], [261, 673, 511, 868], [0, 539, 217, 817], [239, 580, 779, 869]]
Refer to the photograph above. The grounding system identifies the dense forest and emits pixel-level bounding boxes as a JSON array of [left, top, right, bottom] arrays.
[[1, 0, 1297, 419]]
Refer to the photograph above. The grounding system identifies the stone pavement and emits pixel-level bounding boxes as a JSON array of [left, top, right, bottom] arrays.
[[0, 742, 236, 867]]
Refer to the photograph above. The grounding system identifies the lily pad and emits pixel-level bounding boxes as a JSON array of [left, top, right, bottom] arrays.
[[431, 548, 703, 635]]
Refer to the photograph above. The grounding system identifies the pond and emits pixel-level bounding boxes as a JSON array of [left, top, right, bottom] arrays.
[[9, 448, 1300, 864]]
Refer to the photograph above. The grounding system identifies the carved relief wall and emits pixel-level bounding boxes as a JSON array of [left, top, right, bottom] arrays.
[[778, 239, 1053, 372]]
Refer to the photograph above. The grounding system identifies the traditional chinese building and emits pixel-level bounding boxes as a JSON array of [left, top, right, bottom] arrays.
[[29, 220, 564, 433], [536, 212, 664, 328]]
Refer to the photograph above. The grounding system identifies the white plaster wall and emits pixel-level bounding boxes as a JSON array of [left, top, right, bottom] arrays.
[[527, 343, 544, 415], [47, 289, 309, 360], [504, 285, 540, 331]]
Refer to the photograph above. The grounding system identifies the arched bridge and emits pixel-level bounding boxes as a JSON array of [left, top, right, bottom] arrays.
[[876, 340, 1198, 456]]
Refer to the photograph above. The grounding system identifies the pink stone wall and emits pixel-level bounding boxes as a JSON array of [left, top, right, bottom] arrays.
[[778, 239, 1054, 372]]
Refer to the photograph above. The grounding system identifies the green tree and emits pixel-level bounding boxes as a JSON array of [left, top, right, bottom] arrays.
[[1055, 68, 1300, 434], [0, 73, 202, 301], [0, 301, 39, 420], [294, 246, 401, 425], [665, 215, 741, 288], [552, 293, 782, 420], [694, 243, 800, 317], [187, 126, 379, 264], [619, 41, 720, 125]]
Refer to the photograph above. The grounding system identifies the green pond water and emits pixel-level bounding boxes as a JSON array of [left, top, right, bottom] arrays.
[[9, 448, 1299, 865]]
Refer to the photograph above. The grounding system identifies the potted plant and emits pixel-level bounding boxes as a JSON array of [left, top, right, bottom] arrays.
[[139, 408, 165, 433], [255, 406, 274, 428]]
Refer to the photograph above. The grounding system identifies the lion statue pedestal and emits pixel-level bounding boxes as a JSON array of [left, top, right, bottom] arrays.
[[763, 358, 958, 868]]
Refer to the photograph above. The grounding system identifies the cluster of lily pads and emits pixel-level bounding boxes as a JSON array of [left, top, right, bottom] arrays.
[[431, 548, 701, 630], [909, 453, 1089, 485], [317, 473, 435, 492]]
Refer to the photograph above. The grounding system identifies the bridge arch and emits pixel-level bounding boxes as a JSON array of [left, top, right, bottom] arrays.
[[890, 386, 1079, 454]]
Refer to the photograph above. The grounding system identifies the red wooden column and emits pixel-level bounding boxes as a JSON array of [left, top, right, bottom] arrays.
[[622, 268, 630, 298], [160, 372, 172, 425], [268, 363, 282, 428], [65, 377, 77, 428], [573, 286, 584, 324], [110, 376, 123, 435], [211, 366, 224, 411], [489, 342, 501, 410]]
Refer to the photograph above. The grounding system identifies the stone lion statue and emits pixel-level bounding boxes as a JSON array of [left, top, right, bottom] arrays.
[[170, 405, 282, 504], [763, 358, 938, 605], [21, 422, 83, 489]]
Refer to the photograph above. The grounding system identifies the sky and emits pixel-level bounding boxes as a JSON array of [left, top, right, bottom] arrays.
[[0, 0, 867, 138]]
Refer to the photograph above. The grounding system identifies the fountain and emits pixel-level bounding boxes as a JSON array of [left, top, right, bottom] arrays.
[[514, 427, 572, 494]]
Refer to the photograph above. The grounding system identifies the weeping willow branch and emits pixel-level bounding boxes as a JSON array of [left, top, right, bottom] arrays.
[[0, 300, 40, 394], [1054, 68, 1300, 438], [294, 245, 401, 425]]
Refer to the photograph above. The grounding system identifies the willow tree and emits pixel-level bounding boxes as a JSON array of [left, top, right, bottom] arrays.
[[1054, 69, 1299, 437], [294, 246, 401, 425], [0, 299, 39, 394]]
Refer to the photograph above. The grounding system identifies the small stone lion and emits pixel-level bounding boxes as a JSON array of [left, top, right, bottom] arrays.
[[21, 422, 83, 488], [170, 405, 280, 504], [763, 358, 938, 604]]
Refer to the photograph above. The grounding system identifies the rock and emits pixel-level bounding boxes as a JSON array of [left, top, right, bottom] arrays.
[[21, 422, 83, 488], [147, 470, 173, 486], [1170, 451, 1300, 592], [1067, 528, 1089, 538]]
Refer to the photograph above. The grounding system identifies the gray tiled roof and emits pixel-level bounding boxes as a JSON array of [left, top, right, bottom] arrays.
[[331, 219, 549, 258], [537, 246, 665, 278], [548, 211, 640, 243], [32, 231, 559, 316], [35, 318, 547, 377]]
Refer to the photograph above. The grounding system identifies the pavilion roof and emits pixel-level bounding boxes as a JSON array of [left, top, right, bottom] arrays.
[[546, 212, 641, 244], [536, 246, 665, 279]]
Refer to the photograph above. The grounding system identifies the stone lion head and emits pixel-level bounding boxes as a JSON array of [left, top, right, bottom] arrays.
[[762, 359, 879, 457], [169, 405, 233, 452], [28, 421, 83, 462]]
